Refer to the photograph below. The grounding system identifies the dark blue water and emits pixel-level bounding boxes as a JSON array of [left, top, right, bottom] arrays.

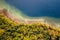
[[5, 0, 60, 18]]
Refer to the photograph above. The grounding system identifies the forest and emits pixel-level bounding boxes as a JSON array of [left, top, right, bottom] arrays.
[[0, 12, 60, 40]]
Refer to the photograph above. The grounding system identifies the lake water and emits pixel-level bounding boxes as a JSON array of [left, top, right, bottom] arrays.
[[0, 0, 60, 27], [5, 0, 60, 18]]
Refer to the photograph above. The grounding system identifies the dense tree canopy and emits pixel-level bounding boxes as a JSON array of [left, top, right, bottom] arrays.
[[0, 13, 60, 40]]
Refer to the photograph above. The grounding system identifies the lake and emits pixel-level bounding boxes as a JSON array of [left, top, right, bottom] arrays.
[[5, 0, 60, 18]]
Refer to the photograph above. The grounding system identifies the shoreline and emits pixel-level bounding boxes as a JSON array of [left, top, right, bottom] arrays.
[[0, 7, 60, 28], [0, 8, 60, 28], [0, 0, 60, 27]]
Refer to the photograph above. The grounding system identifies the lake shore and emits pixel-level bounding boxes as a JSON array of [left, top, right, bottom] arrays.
[[0, 0, 60, 28], [0, 9, 60, 28]]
